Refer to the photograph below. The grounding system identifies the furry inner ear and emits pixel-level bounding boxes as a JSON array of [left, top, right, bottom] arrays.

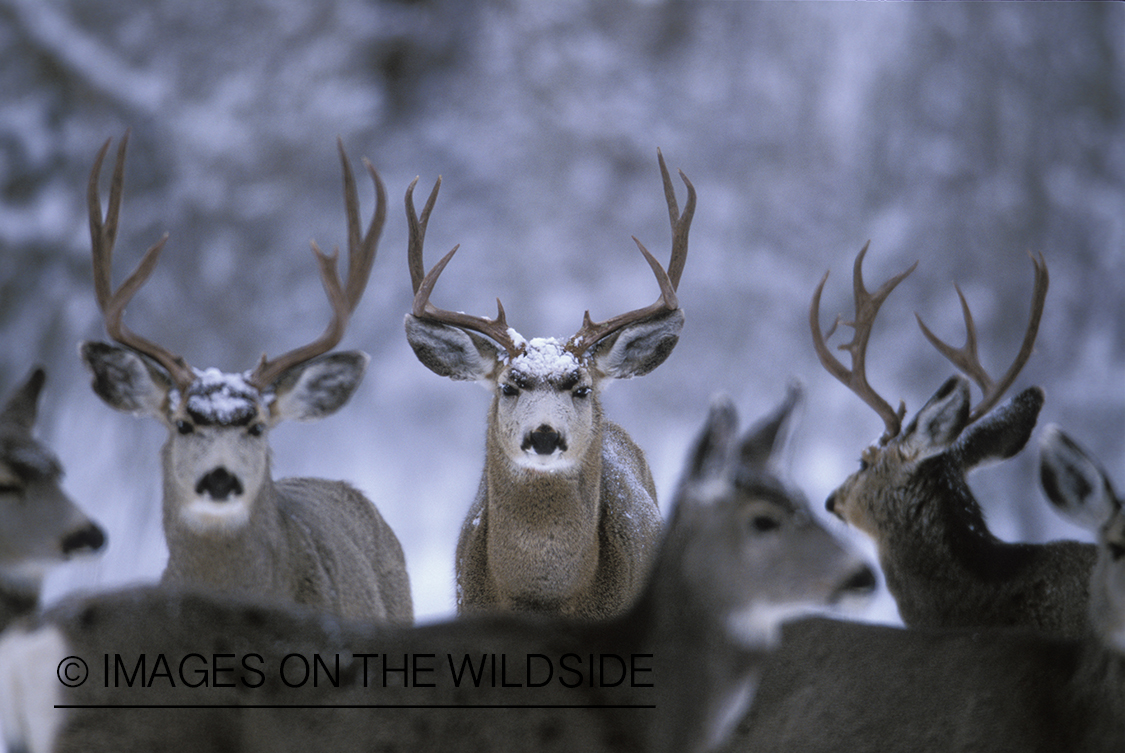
[[267, 351, 369, 423], [404, 315, 501, 383], [590, 308, 684, 381], [79, 341, 172, 418], [898, 376, 971, 456], [1038, 424, 1117, 531]]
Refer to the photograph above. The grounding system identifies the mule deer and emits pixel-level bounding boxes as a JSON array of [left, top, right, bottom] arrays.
[[404, 151, 694, 619], [724, 425, 1124, 753], [0, 389, 875, 753], [78, 133, 412, 623], [0, 368, 105, 630], [809, 243, 1095, 637]]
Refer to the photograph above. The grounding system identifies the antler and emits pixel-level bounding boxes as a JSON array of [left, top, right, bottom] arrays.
[[915, 251, 1048, 423], [89, 132, 196, 391], [810, 242, 918, 445], [406, 176, 524, 359], [248, 138, 385, 389], [565, 148, 695, 357]]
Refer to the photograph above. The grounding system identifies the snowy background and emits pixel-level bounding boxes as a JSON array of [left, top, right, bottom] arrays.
[[1, 0, 1122, 624]]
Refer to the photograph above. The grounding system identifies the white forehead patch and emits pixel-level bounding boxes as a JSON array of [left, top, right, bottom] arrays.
[[508, 337, 580, 380], [185, 368, 260, 425]]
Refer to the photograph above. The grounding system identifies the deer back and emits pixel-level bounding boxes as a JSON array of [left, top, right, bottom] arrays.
[[725, 425, 1125, 753], [0, 390, 875, 753]]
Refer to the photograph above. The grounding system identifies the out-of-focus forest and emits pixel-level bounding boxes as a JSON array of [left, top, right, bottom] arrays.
[[1, 0, 1121, 622]]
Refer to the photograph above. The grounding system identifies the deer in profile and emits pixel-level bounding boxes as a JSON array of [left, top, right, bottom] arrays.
[[809, 243, 1095, 637], [78, 133, 412, 623], [724, 425, 1124, 753], [403, 151, 694, 619], [0, 368, 105, 630], [0, 388, 877, 753]]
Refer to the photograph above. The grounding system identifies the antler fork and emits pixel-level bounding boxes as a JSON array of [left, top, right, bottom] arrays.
[[810, 242, 918, 444], [915, 251, 1048, 422]]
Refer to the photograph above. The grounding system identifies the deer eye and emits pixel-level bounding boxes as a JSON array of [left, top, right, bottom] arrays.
[[175, 420, 195, 435], [500, 383, 519, 397], [749, 514, 781, 533], [248, 423, 266, 437], [573, 386, 591, 399]]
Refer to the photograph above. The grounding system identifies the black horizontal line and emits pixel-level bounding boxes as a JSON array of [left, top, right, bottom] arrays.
[[55, 704, 657, 710]]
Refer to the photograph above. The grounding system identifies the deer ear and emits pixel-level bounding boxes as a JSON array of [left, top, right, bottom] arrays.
[[952, 386, 1043, 471], [590, 308, 684, 380], [1038, 424, 1118, 531], [899, 376, 970, 455], [266, 351, 368, 423], [738, 382, 801, 472], [0, 367, 47, 430], [80, 341, 171, 417], [404, 315, 500, 383], [684, 394, 739, 486]]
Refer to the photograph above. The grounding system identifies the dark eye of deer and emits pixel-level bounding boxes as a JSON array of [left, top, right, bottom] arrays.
[[750, 515, 781, 533], [248, 423, 265, 437], [175, 420, 194, 435], [573, 386, 591, 399], [500, 383, 519, 397]]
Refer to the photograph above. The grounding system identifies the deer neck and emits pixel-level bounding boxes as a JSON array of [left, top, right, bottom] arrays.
[[161, 455, 289, 599], [628, 527, 768, 753], [875, 459, 1016, 617], [0, 573, 39, 631], [482, 401, 605, 609]]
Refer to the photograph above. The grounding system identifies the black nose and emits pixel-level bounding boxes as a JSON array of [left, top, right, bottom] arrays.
[[195, 467, 244, 500], [61, 522, 106, 556], [522, 425, 566, 455]]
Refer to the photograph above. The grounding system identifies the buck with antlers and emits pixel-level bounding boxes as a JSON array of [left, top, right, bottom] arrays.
[[809, 243, 1095, 637], [0, 368, 105, 630], [0, 389, 877, 753], [78, 134, 412, 622], [403, 151, 694, 620], [723, 425, 1124, 753]]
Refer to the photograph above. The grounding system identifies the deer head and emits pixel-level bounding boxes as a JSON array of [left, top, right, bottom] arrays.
[[403, 150, 694, 474], [79, 133, 384, 533], [810, 243, 1048, 541], [0, 367, 105, 624]]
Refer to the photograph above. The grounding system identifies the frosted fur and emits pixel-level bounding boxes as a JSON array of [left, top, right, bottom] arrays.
[[508, 337, 579, 380], [184, 368, 259, 424]]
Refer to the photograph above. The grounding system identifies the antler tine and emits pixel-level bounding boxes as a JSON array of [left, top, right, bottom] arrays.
[[406, 177, 523, 358], [337, 137, 386, 312], [88, 132, 195, 390], [810, 242, 917, 444], [916, 251, 1048, 423], [565, 151, 693, 358], [657, 147, 696, 290], [249, 141, 385, 389]]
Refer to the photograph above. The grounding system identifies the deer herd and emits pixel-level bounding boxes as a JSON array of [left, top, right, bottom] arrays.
[[0, 134, 1119, 752]]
